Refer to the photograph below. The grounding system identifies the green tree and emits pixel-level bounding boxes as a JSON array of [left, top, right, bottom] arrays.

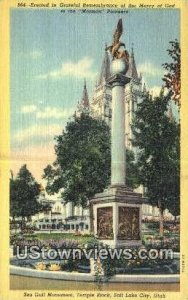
[[126, 149, 139, 189], [132, 90, 180, 235], [162, 39, 181, 107], [165, 122, 180, 221], [43, 114, 111, 207], [43, 113, 138, 208], [10, 178, 20, 220], [10, 165, 41, 222]]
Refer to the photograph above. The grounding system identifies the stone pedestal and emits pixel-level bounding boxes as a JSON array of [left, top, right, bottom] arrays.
[[90, 185, 146, 248]]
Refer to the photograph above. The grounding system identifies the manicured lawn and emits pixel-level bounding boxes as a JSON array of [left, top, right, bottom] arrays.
[[25, 232, 94, 245]]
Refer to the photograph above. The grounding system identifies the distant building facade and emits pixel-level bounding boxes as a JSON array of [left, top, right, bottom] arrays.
[[32, 197, 90, 233]]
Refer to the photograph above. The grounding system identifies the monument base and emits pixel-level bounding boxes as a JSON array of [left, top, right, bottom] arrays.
[[90, 185, 147, 248]]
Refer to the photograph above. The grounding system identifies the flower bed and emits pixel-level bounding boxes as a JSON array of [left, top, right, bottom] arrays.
[[142, 234, 180, 252]]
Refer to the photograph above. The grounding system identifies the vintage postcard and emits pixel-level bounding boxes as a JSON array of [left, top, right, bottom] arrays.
[[0, 0, 188, 299]]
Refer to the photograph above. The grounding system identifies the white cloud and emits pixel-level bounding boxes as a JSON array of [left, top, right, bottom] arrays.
[[138, 61, 164, 77], [14, 124, 63, 142], [36, 106, 75, 119], [20, 104, 75, 120], [21, 105, 37, 114], [37, 57, 96, 80]]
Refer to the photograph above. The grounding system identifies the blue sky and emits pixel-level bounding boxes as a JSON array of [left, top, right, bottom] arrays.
[[10, 8, 180, 180]]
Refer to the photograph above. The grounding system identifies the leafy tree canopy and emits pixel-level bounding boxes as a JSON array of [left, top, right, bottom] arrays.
[[43, 113, 138, 207], [43, 114, 111, 207], [10, 165, 41, 219], [162, 39, 181, 107], [132, 90, 180, 215]]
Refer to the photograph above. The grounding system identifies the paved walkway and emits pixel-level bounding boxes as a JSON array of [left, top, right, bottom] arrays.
[[10, 275, 180, 291]]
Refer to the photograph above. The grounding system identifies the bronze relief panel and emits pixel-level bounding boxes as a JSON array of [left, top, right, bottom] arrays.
[[118, 207, 140, 240], [97, 207, 113, 239]]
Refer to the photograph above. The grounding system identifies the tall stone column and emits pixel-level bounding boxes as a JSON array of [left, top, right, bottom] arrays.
[[111, 75, 128, 186]]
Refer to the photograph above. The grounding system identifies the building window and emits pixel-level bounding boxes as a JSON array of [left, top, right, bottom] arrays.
[[85, 225, 89, 230], [71, 224, 75, 230]]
